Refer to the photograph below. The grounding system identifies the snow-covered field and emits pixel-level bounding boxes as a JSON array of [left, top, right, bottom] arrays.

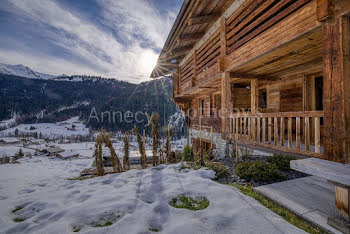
[[0, 155, 304, 233], [0, 117, 90, 138], [0, 118, 16, 130]]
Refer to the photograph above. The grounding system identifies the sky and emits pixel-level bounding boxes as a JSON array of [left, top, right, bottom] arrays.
[[0, 0, 183, 83]]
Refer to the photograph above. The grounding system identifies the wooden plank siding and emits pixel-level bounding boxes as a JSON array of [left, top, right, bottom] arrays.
[[156, 0, 350, 160]]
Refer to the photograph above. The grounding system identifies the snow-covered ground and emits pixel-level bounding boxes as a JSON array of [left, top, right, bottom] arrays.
[[0, 156, 303, 234], [0, 117, 90, 138], [0, 118, 16, 130]]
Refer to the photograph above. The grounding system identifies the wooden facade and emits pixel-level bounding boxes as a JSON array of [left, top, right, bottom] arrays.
[[151, 0, 350, 163]]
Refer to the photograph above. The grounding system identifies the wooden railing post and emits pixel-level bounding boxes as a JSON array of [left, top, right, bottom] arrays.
[[252, 117, 256, 141], [296, 117, 301, 150], [257, 117, 261, 142], [229, 111, 323, 156], [243, 117, 247, 139], [280, 117, 285, 147], [268, 117, 272, 144], [274, 117, 278, 145], [248, 118, 251, 140], [262, 117, 266, 143], [315, 117, 320, 153], [305, 117, 310, 151], [288, 117, 292, 148]]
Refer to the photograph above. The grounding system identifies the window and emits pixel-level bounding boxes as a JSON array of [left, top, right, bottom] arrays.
[[200, 99, 205, 116], [214, 94, 221, 110], [259, 89, 267, 109], [315, 76, 323, 111]]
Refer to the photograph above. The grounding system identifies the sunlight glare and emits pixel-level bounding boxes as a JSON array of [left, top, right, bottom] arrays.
[[139, 50, 158, 74]]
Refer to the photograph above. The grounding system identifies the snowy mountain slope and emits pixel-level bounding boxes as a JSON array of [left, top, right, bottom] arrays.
[[0, 63, 56, 80]]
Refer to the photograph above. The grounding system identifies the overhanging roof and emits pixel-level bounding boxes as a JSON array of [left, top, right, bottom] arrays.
[[151, 0, 234, 78]]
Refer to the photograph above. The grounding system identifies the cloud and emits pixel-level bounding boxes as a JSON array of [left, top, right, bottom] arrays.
[[0, 0, 178, 82]]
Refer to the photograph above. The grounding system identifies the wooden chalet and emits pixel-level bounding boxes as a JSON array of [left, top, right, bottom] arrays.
[[152, 0, 350, 163], [152, 0, 350, 230]]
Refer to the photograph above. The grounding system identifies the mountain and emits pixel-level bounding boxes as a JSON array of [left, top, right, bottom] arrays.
[[0, 72, 186, 137], [0, 63, 56, 80]]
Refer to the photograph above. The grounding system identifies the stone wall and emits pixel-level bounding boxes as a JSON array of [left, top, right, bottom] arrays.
[[189, 128, 226, 158]]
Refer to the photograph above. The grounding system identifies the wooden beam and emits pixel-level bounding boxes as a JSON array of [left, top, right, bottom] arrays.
[[322, 16, 350, 163], [250, 79, 258, 114], [177, 33, 205, 43], [221, 72, 231, 139], [162, 45, 193, 59], [230, 73, 278, 81], [317, 0, 335, 22], [188, 14, 219, 26]]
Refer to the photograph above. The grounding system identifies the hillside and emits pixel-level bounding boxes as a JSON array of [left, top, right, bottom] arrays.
[[0, 73, 185, 136]]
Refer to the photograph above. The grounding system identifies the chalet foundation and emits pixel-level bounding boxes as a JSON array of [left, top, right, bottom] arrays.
[[152, 0, 350, 232]]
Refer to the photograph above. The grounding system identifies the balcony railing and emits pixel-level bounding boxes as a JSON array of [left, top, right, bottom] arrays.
[[229, 111, 324, 157]]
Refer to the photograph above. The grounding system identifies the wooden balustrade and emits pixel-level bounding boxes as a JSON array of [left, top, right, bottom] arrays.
[[229, 111, 324, 157]]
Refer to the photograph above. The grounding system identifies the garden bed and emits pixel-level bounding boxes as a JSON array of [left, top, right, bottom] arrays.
[[212, 155, 308, 187]]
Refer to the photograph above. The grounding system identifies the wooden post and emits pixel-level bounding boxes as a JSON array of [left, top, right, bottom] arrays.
[[244, 118, 247, 139], [315, 117, 321, 153], [334, 185, 350, 222], [280, 117, 285, 147], [322, 15, 350, 163], [221, 72, 231, 139], [288, 117, 292, 148], [305, 117, 310, 151], [248, 118, 251, 140], [296, 117, 301, 150], [274, 117, 278, 145], [268, 117, 272, 144], [192, 50, 197, 87], [235, 117, 239, 140], [251, 79, 258, 114], [211, 126, 213, 149], [257, 117, 261, 142], [262, 117, 266, 143], [252, 117, 256, 141], [232, 117, 236, 139], [199, 116, 202, 152]]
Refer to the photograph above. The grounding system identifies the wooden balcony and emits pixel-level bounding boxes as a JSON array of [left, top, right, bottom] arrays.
[[229, 111, 324, 157]]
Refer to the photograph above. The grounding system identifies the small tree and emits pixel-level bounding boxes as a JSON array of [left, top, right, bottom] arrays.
[[164, 126, 174, 164], [133, 124, 147, 169], [149, 113, 160, 166], [94, 143, 105, 176], [123, 132, 131, 171], [13, 149, 24, 161], [97, 130, 122, 173], [183, 145, 194, 162]]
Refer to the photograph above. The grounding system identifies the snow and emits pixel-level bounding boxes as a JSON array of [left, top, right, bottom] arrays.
[[168, 110, 185, 130], [0, 63, 56, 80], [57, 101, 90, 113], [0, 118, 16, 130], [0, 117, 90, 138], [0, 156, 304, 233], [57, 151, 79, 159], [0, 137, 20, 143], [0, 146, 35, 158]]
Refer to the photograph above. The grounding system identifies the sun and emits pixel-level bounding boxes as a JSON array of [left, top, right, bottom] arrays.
[[139, 50, 158, 74]]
